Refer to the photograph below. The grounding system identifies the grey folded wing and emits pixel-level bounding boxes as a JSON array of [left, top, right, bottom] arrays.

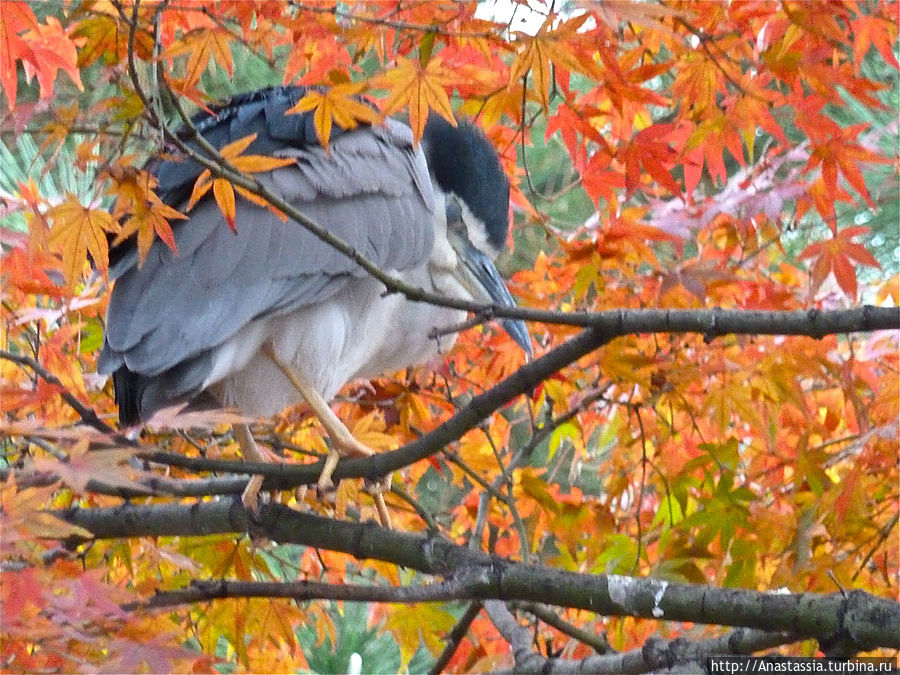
[[99, 92, 436, 422]]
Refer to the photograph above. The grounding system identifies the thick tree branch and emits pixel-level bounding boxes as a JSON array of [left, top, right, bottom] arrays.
[[134, 306, 898, 489], [485, 600, 547, 673], [489, 628, 798, 674], [57, 500, 900, 652]]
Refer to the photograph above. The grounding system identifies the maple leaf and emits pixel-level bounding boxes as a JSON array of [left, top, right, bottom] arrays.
[[384, 604, 456, 668], [163, 27, 233, 89], [671, 52, 723, 118], [798, 226, 880, 300], [1, 475, 94, 547], [288, 82, 380, 148], [377, 56, 456, 143], [109, 166, 185, 265], [281, 15, 352, 86], [850, 14, 900, 71], [805, 123, 891, 208], [1, 246, 69, 297], [590, 0, 688, 36], [0, 2, 38, 109], [508, 13, 601, 113], [47, 194, 119, 288], [72, 14, 122, 68], [29, 441, 145, 495], [184, 133, 295, 231], [0, 5, 82, 109], [349, 410, 399, 452], [685, 112, 747, 189], [621, 123, 683, 197]]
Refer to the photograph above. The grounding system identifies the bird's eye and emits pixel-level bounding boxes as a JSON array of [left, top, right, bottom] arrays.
[[444, 195, 463, 228]]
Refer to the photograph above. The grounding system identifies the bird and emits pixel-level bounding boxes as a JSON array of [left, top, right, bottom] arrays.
[[98, 85, 531, 517]]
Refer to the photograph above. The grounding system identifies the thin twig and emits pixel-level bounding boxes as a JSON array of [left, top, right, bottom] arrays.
[[0, 349, 127, 440], [428, 602, 483, 675]]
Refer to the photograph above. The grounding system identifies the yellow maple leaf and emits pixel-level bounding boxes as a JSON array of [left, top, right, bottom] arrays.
[[377, 57, 456, 143], [1, 474, 94, 546], [47, 193, 119, 287], [289, 82, 381, 148], [350, 411, 399, 452], [164, 28, 233, 89], [384, 603, 456, 668]]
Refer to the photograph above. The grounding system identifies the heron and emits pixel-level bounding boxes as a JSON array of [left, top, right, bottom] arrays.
[[99, 86, 531, 518]]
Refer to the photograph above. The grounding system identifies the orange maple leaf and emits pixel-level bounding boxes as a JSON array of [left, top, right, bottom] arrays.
[[109, 166, 185, 265], [806, 123, 891, 209], [377, 56, 456, 143], [621, 123, 683, 197], [185, 133, 295, 231], [508, 13, 602, 113], [163, 28, 233, 89], [0, 5, 82, 109], [113, 196, 185, 267], [798, 226, 880, 300]]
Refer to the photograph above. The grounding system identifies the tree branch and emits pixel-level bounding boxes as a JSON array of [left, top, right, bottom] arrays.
[[126, 576, 479, 611], [57, 500, 900, 652], [485, 600, 547, 673], [488, 628, 799, 674], [134, 306, 899, 489], [0, 349, 124, 438], [429, 602, 484, 675], [514, 601, 614, 654]]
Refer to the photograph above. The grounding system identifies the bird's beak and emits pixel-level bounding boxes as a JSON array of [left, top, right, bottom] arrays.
[[451, 233, 533, 358]]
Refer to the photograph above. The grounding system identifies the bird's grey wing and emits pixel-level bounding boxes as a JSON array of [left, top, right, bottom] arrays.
[[99, 91, 435, 416]]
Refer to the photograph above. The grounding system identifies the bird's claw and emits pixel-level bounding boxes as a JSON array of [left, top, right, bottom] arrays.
[[241, 474, 265, 513], [315, 476, 336, 498]]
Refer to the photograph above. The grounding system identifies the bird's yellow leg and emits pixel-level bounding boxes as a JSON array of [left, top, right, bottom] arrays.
[[234, 421, 265, 512], [261, 345, 392, 527], [367, 476, 393, 529]]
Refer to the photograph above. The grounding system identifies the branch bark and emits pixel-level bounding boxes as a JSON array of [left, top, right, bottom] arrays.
[[488, 628, 798, 674], [57, 500, 900, 652], [129, 306, 898, 489]]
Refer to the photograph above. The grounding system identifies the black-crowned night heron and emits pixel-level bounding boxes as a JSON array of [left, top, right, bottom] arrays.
[[99, 86, 530, 517]]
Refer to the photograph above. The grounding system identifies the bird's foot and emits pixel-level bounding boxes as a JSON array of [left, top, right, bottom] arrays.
[[241, 474, 265, 513], [315, 447, 392, 528], [363, 475, 393, 530], [315, 431, 375, 494], [316, 447, 342, 496]]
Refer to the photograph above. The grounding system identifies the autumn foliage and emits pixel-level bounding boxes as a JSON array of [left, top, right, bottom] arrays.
[[1, 1, 898, 673]]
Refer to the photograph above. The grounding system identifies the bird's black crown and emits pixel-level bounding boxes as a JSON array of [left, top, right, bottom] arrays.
[[422, 115, 510, 253]]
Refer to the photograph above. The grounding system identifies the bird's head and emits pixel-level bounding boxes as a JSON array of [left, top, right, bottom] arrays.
[[421, 116, 531, 356]]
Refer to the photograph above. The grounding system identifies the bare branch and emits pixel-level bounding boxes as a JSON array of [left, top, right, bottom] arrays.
[[485, 600, 547, 673], [0, 349, 127, 440], [429, 602, 484, 675], [126, 576, 479, 611], [515, 601, 615, 654], [487, 629, 799, 674], [57, 500, 900, 653]]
